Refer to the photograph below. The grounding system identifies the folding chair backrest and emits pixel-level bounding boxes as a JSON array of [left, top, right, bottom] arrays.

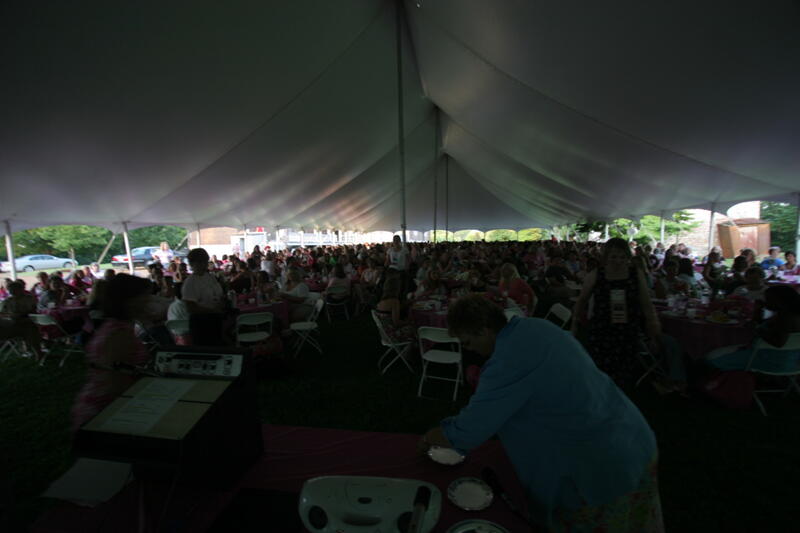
[[30, 313, 58, 327], [236, 312, 273, 337], [417, 326, 460, 354], [545, 303, 572, 328], [371, 310, 393, 345], [504, 306, 525, 320], [327, 285, 349, 297], [747, 333, 800, 375], [165, 319, 190, 336], [307, 297, 325, 322]]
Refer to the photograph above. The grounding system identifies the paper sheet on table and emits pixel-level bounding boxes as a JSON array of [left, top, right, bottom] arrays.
[[43, 458, 132, 507], [98, 378, 194, 435]]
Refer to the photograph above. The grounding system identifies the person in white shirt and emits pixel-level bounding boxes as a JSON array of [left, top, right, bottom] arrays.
[[279, 268, 313, 322], [152, 242, 175, 268], [182, 248, 225, 345], [386, 236, 409, 272], [260, 252, 277, 279], [167, 284, 190, 321]]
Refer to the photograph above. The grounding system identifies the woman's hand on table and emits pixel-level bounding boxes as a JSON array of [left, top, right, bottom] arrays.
[[418, 426, 452, 456]]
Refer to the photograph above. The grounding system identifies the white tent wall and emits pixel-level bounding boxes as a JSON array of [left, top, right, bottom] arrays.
[[1, 1, 799, 234]]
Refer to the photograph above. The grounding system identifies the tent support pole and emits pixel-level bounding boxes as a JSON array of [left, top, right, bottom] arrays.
[[395, 0, 408, 244], [195, 224, 202, 247], [3, 220, 17, 281], [795, 192, 800, 256], [96, 233, 117, 264], [300, 229, 305, 248], [175, 231, 189, 251], [659, 211, 665, 244], [445, 155, 449, 241], [433, 109, 439, 244], [122, 222, 134, 274], [603, 223, 609, 241], [707, 202, 717, 255]]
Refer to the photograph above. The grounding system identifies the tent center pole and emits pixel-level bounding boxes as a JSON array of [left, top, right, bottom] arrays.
[[3, 220, 17, 281], [707, 202, 717, 256], [121, 222, 134, 275], [195, 224, 202, 248], [96, 233, 117, 265], [396, 0, 407, 244]]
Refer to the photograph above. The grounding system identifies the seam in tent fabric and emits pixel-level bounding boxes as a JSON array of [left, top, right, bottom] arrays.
[[414, 8, 785, 191], [276, 111, 437, 229], [124, 2, 389, 225]]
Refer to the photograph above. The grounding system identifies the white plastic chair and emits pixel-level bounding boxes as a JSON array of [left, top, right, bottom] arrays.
[[504, 306, 526, 321], [544, 303, 572, 329], [165, 319, 190, 343], [745, 333, 800, 416], [290, 298, 324, 357], [417, 327, 462, 401], [325, 285, 350, 321], [1, 338, 26, 362], [371, 310, 413, 375], [29, 313, 83, 367], [235, 312, 273, 346]]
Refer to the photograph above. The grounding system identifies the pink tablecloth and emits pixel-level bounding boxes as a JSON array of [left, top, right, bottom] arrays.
[[411, 308, 449, 329], [237, 301, 290, 329], [659, 312, 754, 359], [40, 305, 91, 338], [32, 425, 531, 533]]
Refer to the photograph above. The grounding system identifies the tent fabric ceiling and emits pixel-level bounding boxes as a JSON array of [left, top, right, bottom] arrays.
[[2, 0, 799, 235]]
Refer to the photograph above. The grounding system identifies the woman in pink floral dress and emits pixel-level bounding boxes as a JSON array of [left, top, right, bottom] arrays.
[[71, 274, 153, 433]]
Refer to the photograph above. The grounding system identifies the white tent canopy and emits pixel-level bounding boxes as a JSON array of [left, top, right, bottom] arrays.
[[2, 0, 799, 235]]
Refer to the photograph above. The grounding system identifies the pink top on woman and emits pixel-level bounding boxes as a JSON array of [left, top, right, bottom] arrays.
[[70, 319, 150, 433], [499, 278, 536, 309]]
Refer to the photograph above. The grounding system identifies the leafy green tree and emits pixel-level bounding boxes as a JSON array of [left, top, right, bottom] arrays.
[[452, 230, 484, 241], [761, 201, 798, 252], [428, 230, 454, 242], [518, 228, 544, 241], [1, 224, 189, 264], [485, 229, 518, 242]]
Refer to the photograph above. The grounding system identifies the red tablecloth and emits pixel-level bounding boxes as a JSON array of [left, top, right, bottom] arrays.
[[40, 305, 91, 338], [659, 312, 754, 359], [236, 301, 290, 330], [411, 308, 450, 329], [32, 425, 531, 533]]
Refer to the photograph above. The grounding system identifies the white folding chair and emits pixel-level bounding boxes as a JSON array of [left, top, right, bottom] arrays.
[[417, 327, 462, 401], [635, 342, 667, 388], [235, 312, 273, 346], [290, 298, 324, 357], [1, 337, 27, 362], [325, 285, 350, 321], [544, 303, 572, 329], [371, 310, 413, 375], [745, 333, 800, 416], [504, 306, 526, 321], [165, 319, 191, 344], [29, 313, 83, 367]]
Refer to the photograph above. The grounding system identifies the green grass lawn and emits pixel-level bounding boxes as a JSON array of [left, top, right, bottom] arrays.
[[2, 314, 799, 531]]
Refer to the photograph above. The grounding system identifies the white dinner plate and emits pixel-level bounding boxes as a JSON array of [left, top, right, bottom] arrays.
[[427, 446, 465, 466], [446, 519, 510, 533], [706, 317, 740, 325], [447, 477, 493, 511]]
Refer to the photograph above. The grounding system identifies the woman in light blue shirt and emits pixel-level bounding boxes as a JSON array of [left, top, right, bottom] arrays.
[[421, 295, 663, 531]]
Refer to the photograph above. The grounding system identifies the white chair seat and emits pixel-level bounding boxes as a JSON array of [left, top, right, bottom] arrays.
[[290, 321, 317, 331], [422, 349, 461, 365], [237, 331, 270, 343]]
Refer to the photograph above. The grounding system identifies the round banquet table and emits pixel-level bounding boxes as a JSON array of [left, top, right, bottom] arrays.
[[410, 308, 449, 329], [658, 311, 754, 360], [236, 300, 290, 330], [42, 305, 92, 337]]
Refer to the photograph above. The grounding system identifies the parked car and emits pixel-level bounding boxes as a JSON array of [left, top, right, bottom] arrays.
[[111, 247, 159, 267], [0, 254, 77, 272], [110, 247, 189, 268]]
